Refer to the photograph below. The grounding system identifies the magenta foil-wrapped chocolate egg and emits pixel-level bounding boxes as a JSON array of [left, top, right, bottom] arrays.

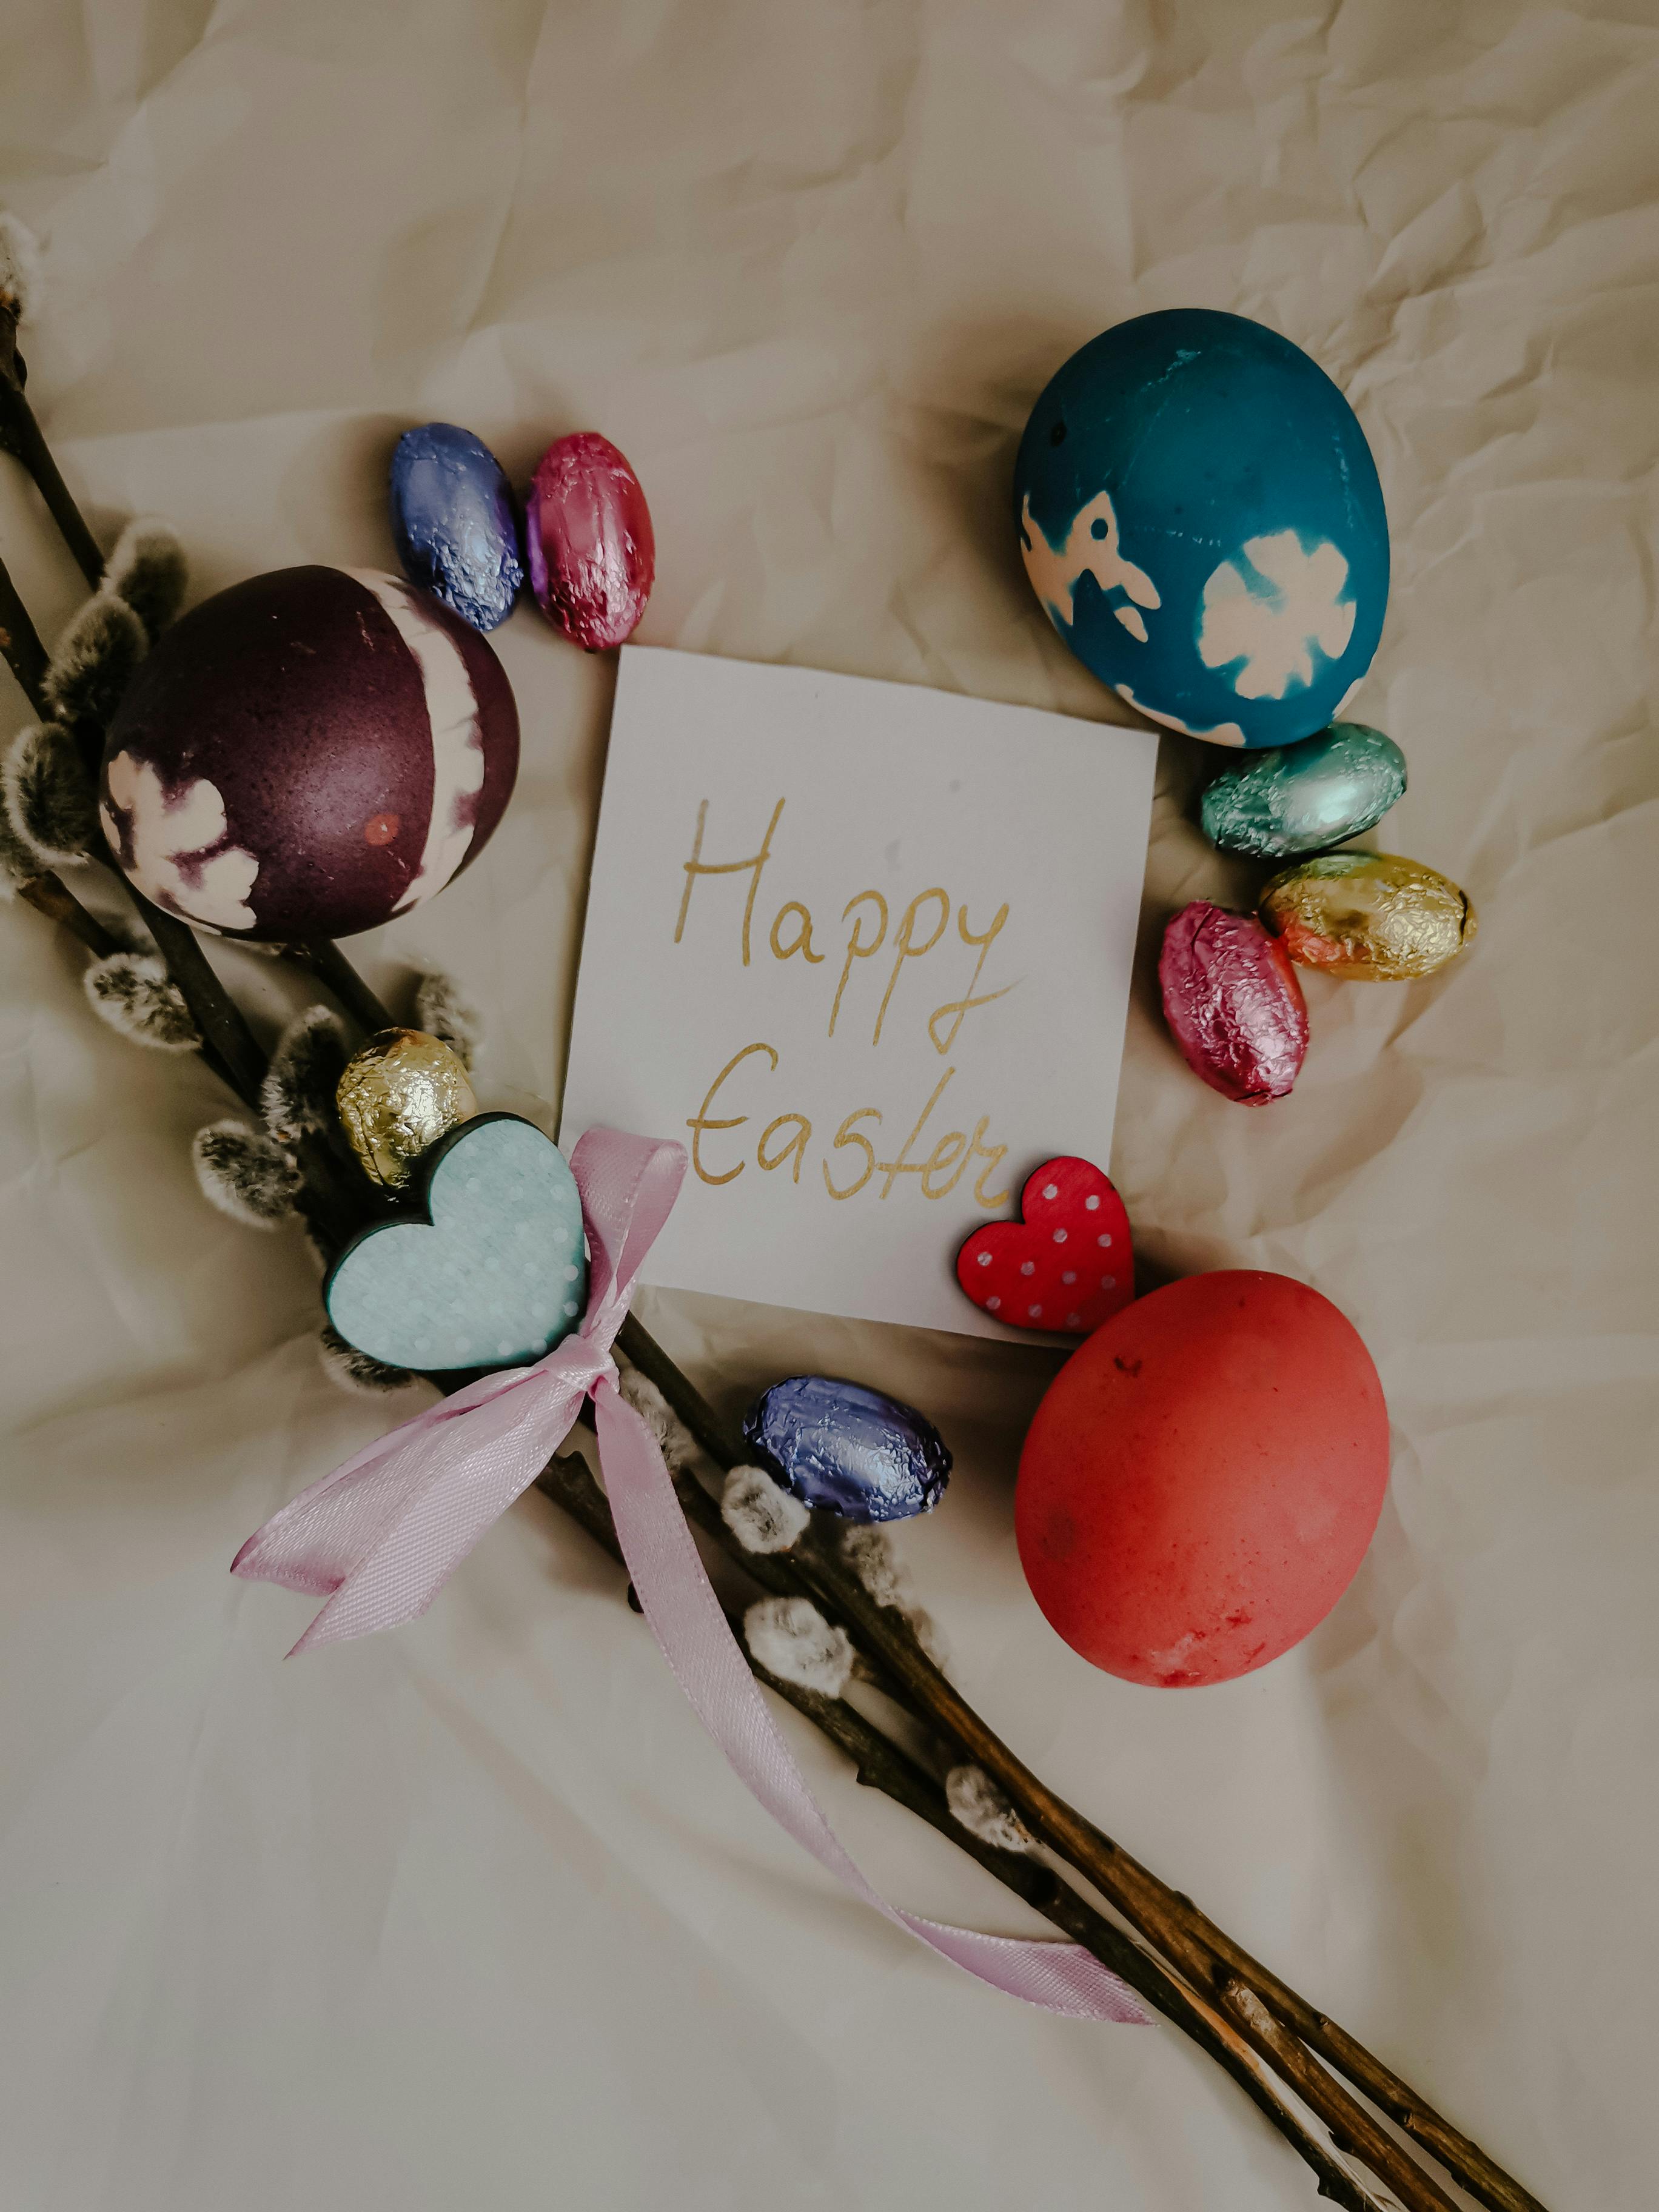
[[525, 432, 654, 649], [1159, 900, 1309, 1105], [99, 566, 518, 940]]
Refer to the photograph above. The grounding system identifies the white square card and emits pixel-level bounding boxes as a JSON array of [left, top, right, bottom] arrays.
[[560, 649, 1156, 1339]]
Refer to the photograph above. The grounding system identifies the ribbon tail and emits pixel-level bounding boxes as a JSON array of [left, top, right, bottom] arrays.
[[594, 1385, 1148, 2024], [235, 1371, 588, 1654]]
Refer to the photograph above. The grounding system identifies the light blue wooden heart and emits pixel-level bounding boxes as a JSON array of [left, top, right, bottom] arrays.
[[325, 1114, 588, 1373]]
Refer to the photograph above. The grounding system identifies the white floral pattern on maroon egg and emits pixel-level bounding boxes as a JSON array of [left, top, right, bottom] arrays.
[[100, 751, 260, 932]]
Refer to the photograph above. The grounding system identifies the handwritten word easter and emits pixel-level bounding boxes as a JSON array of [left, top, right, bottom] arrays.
[[674, 800, 1018, 1204], [685, 1046, 1012, 1205]]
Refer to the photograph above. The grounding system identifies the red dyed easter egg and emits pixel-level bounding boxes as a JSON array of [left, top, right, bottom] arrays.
[[99, 566, 518, 940], [1016, 1271, 1388, 1687]]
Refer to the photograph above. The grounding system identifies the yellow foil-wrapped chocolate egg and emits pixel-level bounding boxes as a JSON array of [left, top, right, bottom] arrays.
[[1259, 853, 1476, 980], [337, 1028, 477, 1188]]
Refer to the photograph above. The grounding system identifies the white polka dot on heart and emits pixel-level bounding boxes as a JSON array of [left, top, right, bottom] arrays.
[[976, 1250, 993, 1267], [1101, 1275, 1116, 1291], [1084, 1195, 1099, 1210], [1062, 1270, 1077, 1284], [1020, 1260, 1036, 1276], [1042, 1183, 1058, 1201], [1065, 1311, 1081, 1328], [1097, 1233, 1112, 1247], [1053, 1228, 1067, 1243], [987, 1296, 1001, 1312], [1028, 1304, 1042, 1319]]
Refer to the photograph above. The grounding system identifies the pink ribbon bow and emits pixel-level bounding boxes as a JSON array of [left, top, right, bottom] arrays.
[[234, 1127, 1147, 2023]]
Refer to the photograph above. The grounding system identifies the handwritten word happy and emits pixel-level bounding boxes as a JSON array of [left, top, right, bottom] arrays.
[[676, 800, 1015, 1052]]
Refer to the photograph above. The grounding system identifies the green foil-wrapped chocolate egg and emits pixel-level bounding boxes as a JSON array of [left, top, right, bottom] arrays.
[[1200, 722, 1407, 858], [1259, 853, 1475, 980]]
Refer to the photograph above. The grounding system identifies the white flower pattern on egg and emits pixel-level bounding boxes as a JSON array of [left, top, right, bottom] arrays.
[[1019, 490, 1161, 635], [100, 751, 261, 933], [1198, 532, 1356, 702]]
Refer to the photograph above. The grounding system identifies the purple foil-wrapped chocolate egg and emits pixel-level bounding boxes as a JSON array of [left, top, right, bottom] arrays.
[[742, 1374, 952, 1523], [1159, 900, 1309, 1105], [525, 432, 654, 649], [99, 566, 518, 941], [390, 422, 523, 632]]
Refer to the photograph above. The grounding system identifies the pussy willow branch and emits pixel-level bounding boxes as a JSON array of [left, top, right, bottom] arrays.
[[0, 385, 394, 1250], [0, 362, 392, 1059], [618, 1329, 1456, 2212], [534, 1446, 1392, 2212], [0, 550, 383, 1262], [617, 1316, 1547, 2212], [0, 550, 123, 956]]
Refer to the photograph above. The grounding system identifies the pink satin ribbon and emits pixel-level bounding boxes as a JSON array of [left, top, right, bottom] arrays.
[[234, 1128, 1147, 2023]]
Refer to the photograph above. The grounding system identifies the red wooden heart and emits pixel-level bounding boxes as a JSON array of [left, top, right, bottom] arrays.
[[956, 1156, 1133, 1335]]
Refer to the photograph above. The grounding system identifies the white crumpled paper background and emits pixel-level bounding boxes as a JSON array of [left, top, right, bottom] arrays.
[[1, 5, 1654, 2208]]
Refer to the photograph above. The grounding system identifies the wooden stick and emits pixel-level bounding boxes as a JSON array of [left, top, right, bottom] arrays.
[[534, 1446, 1393, 2212], [123, 890, 266, 1108], [0, 538, 50, 702], [617, 1315, 1547, 2212], [16, 870, 119, 957], [284, 938, 394, 1036], [0, 353, 105, 586]]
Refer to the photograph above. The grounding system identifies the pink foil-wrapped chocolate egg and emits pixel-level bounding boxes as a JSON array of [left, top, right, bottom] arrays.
[[99, 566, 518, 941], [1159, 900, 1309, 1104], [525, 432, 654, 649]]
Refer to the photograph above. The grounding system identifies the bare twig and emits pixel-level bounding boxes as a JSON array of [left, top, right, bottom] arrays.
[[0, 344, 105, 586], [124, 890, 264, 1106], [15, 870, 119, 957], [0, 538, 49, 701], [283, 938, 394, 1036]]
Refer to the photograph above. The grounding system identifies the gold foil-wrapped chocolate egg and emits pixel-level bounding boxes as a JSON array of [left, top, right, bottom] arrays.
[[337, 1028, 477, 1188], [1259, 853, 1476, 980]]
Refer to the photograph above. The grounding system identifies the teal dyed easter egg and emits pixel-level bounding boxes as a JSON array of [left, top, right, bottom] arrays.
[[1199, 722, 1407, 857], [324, 1114, 588, 1373], [1014, 310, 1389, 748]]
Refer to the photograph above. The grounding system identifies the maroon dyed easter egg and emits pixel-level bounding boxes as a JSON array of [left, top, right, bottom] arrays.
[[98, 566, 518, 940], [1159, 900, 1308, 1105], [1016, 1272, 1389, 1687], [526, 432, 654, 649]]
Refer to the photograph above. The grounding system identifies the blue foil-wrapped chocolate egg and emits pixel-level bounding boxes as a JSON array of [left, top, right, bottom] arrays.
[[1014, 310, 1389, 748], [741, 1375, 951, 1523], [1199, 722, 1407, 857], [390, 423, 523, 632]]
